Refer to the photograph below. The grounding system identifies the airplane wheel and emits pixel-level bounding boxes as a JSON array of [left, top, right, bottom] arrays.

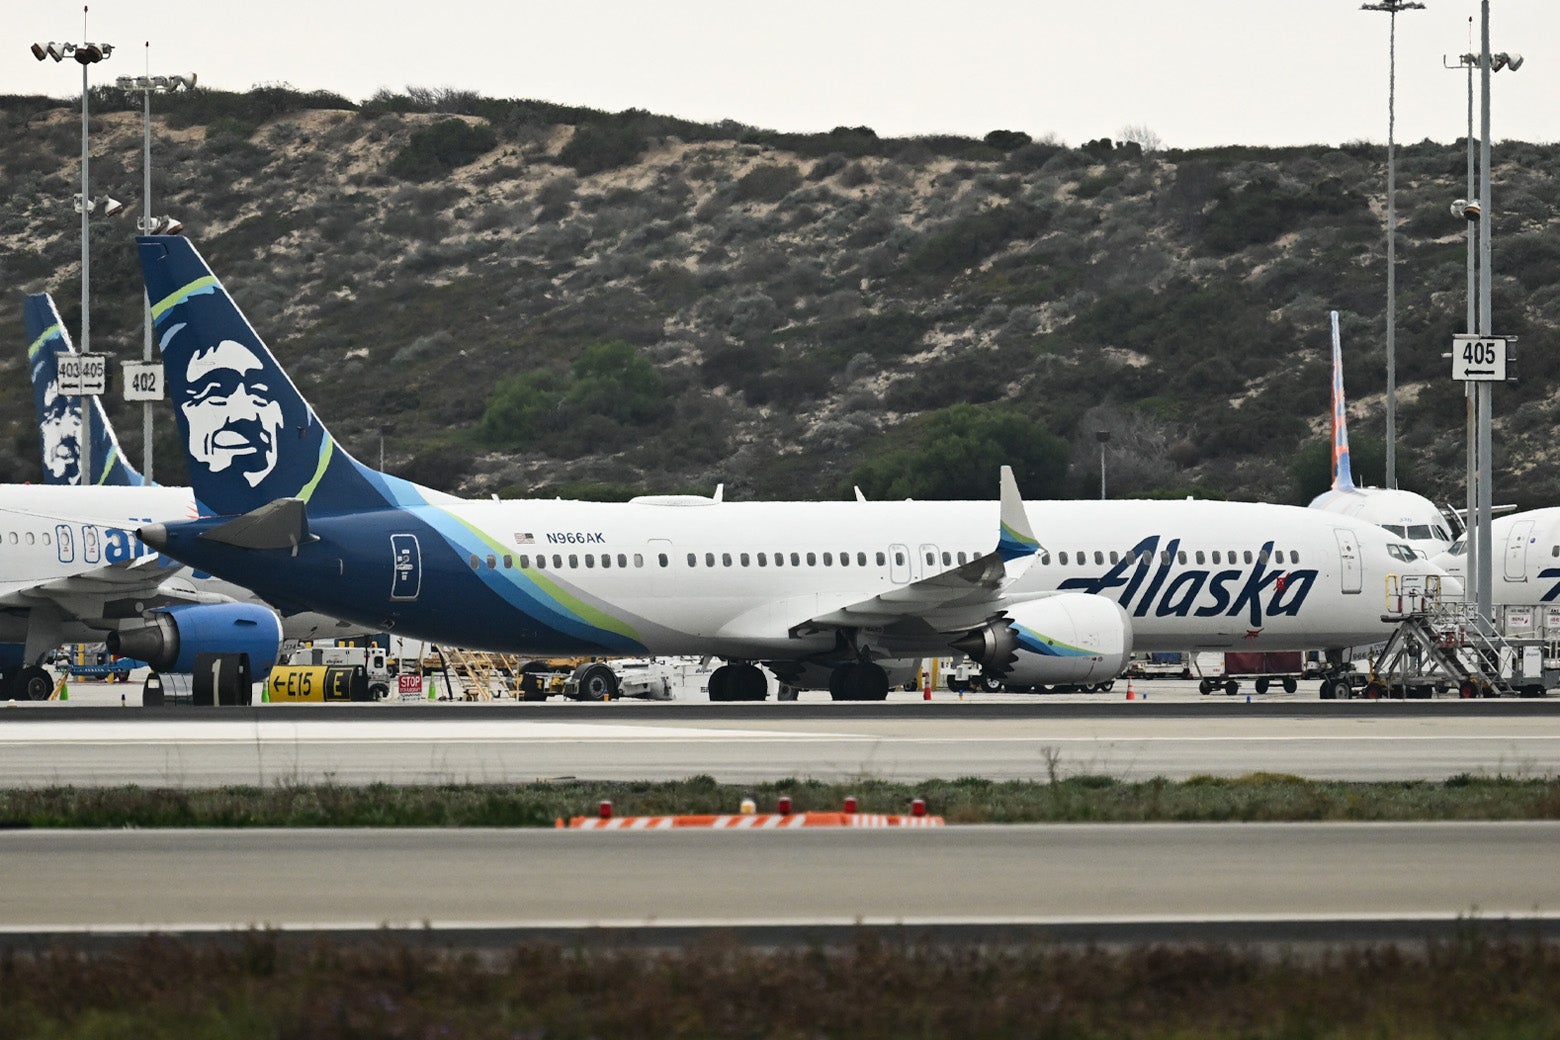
[[1319, 679, 1336, 700], [577, 663, 618, 701], [11, 666, 52, 701], [979, 674, 1003, 693], [736, 663, 768, 701], [369, 683, 390, 701]]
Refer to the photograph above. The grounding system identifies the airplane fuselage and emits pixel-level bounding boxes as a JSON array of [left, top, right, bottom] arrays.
[[147, 495, 1437, 660]]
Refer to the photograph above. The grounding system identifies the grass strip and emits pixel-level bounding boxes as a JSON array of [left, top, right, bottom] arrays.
[[3, 772, 1560, 828], [4, 931, 1560, 1039]]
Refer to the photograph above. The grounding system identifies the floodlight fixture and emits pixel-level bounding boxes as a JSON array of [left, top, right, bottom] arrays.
[[74, 193, 124, 216], [30, 43, 47, 61], [137, 214, 182, 235]]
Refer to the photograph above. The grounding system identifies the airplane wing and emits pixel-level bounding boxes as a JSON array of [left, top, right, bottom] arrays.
[[0, 555, 234, 621], [790, 466, 1043, 637]]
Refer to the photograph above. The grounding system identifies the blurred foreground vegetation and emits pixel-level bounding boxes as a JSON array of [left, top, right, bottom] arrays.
[[4, 773, 1560, 828], [4, 930, 1560, 1039]]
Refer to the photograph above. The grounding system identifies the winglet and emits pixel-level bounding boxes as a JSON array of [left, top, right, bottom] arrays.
[[1329, 310, 1355, 492], [997, 465, 1039, 562]]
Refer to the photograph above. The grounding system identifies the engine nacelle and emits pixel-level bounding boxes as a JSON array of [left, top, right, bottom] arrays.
[[108, 602, 284, 674], [951, 594, 1132, 686]]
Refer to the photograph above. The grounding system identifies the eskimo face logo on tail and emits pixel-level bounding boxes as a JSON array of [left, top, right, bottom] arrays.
[[38, 378, 81, 483], [1058, 535, 1318, 626], [182, 339, 283, 488]]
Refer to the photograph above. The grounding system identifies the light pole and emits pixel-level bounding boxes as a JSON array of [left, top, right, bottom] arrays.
[[1445, 39, 1520, 621], [1471, 3, 1521, 622], [117, 54, 194, 485], [1095, 431, 1111, 500], [31, 17, 114, 486], [1361, 0, 1424, 491]]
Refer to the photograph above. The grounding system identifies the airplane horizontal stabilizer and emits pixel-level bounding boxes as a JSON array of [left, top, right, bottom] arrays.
[[195, 498, 315, 551]]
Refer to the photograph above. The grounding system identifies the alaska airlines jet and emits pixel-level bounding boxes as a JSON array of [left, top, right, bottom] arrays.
[[24, 293, 144, 487], [1433, 508, 1560, 634], [133, 236, 1453, 699], [1307, 311, 1451, 555], [0, 295, 368, 700]]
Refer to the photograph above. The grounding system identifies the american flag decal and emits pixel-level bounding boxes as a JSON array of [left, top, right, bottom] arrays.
[[514, 533, 534, 545]]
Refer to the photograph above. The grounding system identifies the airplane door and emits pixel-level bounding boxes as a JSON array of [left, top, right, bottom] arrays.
[[1333, 529, 1361, 594], [55, 524, 74, 564], [390, 534, 421, 601], [889, 543, 912, 584], [82, 525, 100, 564], [1504, 519, 1535, 582]]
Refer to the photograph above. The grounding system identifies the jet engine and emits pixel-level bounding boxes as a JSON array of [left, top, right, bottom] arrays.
[[108, 602, 284, 674], [951, 594, 1132, 686]]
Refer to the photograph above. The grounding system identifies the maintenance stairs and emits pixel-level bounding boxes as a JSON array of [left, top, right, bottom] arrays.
[[1370, 602, 1549, 698]]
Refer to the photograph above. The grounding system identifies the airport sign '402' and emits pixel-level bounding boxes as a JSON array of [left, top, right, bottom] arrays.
[[1451, 335, 1513, 382]]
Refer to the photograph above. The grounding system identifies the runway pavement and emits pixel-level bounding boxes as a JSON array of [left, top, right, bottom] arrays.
[[2, 678, 1559, 785], [3, 822, 1558, 946]]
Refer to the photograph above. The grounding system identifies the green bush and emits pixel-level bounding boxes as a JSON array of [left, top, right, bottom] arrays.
[[732, 163, 802, 203], [907, 202, 1050, 275], [558, 120, 650, 175], [849, 403, 1069, 500], [387, 118, 497, 181]]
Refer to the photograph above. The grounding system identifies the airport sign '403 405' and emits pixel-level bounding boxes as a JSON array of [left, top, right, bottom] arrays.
[[1451, 335, 1514, 381]]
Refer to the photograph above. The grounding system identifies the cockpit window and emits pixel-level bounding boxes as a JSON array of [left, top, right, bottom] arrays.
[[1386, 544, 1417, 562], [1447, 538, 1466, 556], [1382, 524, 1407, 537]]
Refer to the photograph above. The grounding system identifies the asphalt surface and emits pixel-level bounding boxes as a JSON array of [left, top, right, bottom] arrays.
[[3, 822, 1557, 946]]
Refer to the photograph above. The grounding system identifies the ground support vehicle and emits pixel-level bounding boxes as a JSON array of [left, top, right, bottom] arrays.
[[1125, 651, 1193, 681], [1343, 605, 1557, 699], [288, 645, 397, 700]]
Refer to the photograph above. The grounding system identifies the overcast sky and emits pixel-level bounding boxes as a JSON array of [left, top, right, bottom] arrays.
[[6, 2, 1555, 149]]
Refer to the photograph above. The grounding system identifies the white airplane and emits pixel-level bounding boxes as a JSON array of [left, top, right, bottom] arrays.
[[0, 293, 368, 701], [1307, 311, 1452, 555], [1432, 508, 1560, 634], [132, 236, 1456, 700]]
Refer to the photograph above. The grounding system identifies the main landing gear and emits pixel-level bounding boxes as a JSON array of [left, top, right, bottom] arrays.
[[828, 662, 890, 701], [707, 663, 768, 701]]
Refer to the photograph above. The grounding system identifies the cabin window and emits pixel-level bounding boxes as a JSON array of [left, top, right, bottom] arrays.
[[925, 551, 935, 566], [840, 552, 850, 567], [1177, 551, 1186, 564], [773, 552, 785, 567], [859, 552, 869, 566], [1039, 552, 1050, 565], [618, 554, 628, 567], [722, 553, 732, 567], [25, 532, 35, 545], [892, 551, 903, 566], [1059, 552, 1069, 565], [1161, 551, 1171, 564], [600, 555, 611, 569], [7, 533, 15, 544], [1243, 550, 1253, 564], [468, 555, 480, 569], [582, 555, 594, 568], [518, 555, 530, 568], [553, 554, 563, 568], [792, 552, 802, 566], [503, 555, 512, 569], [821, 552, 832, 566], [740, 553, 750, 566], [1290, 551, 1299, 564], [1094, 551, 1104, 565], [706, 552, 716, 567], [486, 554, 497, 569], [1195, 551, 1205, 565], [1109, 551, 1119, 564], [1258, 549, 1270, 563], [807, 552, 817, 566], [687, 553, 697, 567], [568, 555, 578, 568], [757, 552, 767, 566], [42, 533, 50, 546], [1211, 551, 1221, 564], [956, 551, 967, 564], [877, 552, 886, 566]]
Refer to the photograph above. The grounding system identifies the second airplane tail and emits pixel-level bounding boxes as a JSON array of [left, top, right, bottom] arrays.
[[136, 235, 431, 516], [1328, 310, 1356, 493], [24, 292, 144, 487]]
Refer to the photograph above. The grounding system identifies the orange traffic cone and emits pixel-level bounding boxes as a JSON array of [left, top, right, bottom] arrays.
[[1125, 678, 1136, 700]]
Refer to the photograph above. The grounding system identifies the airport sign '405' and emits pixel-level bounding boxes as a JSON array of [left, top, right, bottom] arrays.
[[1451, 335, 1513, 382]]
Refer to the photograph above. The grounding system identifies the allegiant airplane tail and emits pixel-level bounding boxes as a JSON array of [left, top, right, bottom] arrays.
[[24, 292, 144, 487], [136, 235, 433, 516], [1328, 309, 1356, 493]]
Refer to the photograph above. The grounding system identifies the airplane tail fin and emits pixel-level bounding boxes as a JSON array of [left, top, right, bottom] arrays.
[[1328, 310, 1355, 492], [24, 292, 144, 487], [136, 236, 431, 516]]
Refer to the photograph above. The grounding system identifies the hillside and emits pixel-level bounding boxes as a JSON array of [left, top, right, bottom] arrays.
[[2, 87, 1557, 507]]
